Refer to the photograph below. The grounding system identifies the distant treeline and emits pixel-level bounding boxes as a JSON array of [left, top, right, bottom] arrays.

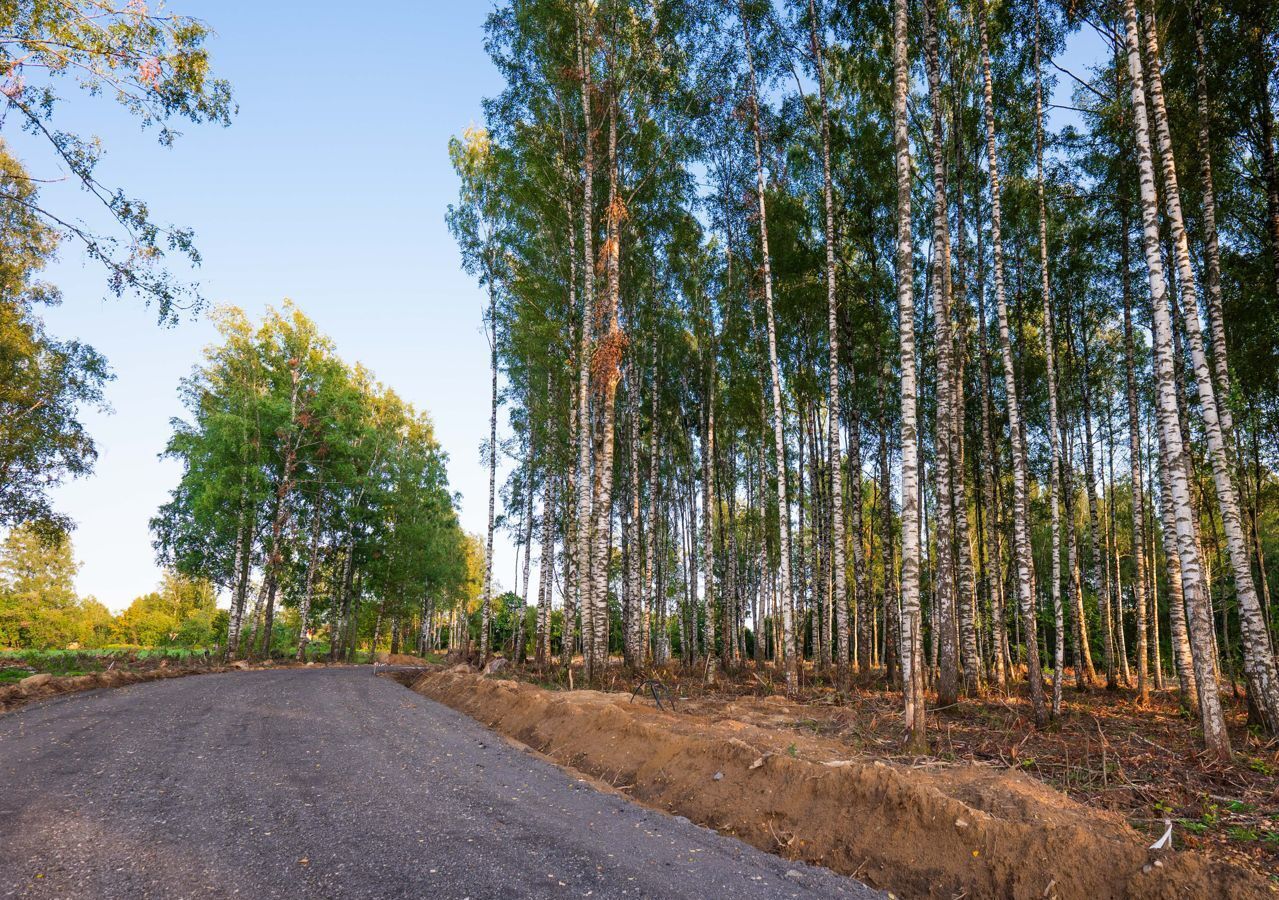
[[151, 306, 479, 661], [0, 527, 223, 650]]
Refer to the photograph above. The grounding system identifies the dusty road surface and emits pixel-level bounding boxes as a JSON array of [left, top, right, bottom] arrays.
[[0, 667, 879, 899]]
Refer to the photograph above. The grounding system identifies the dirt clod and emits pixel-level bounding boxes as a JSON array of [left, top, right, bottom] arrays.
[[18, 673, 52, 690]]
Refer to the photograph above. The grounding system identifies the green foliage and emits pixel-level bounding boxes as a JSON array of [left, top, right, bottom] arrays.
[[0, 523, 227, 650], [1226, 826, 1260, 842], [113, 572, 217, 646], [0, 524, 93, 648], [0, 0, 235, 315], [0, 148, 112, 535], [152, 305, 473, 659]]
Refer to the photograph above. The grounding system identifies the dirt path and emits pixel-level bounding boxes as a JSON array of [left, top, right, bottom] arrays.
[[0, 666, 877, 899]]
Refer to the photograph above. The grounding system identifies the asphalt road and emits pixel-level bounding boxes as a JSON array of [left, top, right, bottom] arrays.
[[0, 667, 879, 899]]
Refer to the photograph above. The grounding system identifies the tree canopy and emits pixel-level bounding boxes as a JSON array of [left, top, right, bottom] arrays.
[[152, 304, 474, 661]]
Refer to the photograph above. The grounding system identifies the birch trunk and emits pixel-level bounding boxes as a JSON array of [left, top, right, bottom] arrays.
[[515, 452, 535, 664], [1145, 428, 1167, 690], [979, 0, 1047, 725], [1078, 327, 1116, 689], [701, 344, 718, 680], [370, 597, 384, 662], [893, 0, 926, 749], [419, 595, 433, 656], [225, 492, 252, 661], [755, 446, 769, 668], [879, 365, 900, 685], [797, 409, 809, 666], [809, 0, 850, 686], [626, 361, 645, 669], [1105, 407, 1130, 685], [480, 277, 498, 661], [1121, 209, 1151, 703], [975, 191, 1009, 690], [536, 474, 556, 667], [259, 363, 303, 660], [1062, 426, 1094, 688], [1155, 427, 1200, 707], [332, 539, 354, 662], [646, 352, 662, 665], [925, 0, 959, 710], [586, 80, 627, 682], [950, 125, 979, 694], [294, 504, 323, 662], [849, 405, 869, 675], [1253, 15, 1279, 303], [1121, 0, 1230, 757], [245, 571, 266, 660], [1191, 1, 1232, 425], [742, 2, 797, 695], [721, 442, 740, 667], [1034, 0, 1063, 715], [569, 1, 595, 674], [1140, 8, 1279, 733]]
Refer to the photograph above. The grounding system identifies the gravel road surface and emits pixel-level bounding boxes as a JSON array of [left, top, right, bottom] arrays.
[[0, 667, 880, 899]]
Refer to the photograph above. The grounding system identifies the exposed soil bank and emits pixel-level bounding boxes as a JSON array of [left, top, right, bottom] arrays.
[[0, 659, 313, 715], [410, 668, 1275, 900]]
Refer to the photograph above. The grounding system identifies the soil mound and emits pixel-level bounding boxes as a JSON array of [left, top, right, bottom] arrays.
[[375, 652, 437, 666], [410, 669, 1274, 900], [0, 666, 209, 713], [0, 659, 303, 714]]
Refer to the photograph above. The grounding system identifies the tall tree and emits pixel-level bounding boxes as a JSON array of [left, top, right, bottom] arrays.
[[808, 0, 850, 687], [1033, 0, 1064, 717], [741, 1, 798, 696], [979, 0, 1047, 726], [1120, 0, 1230, 758], [893, 0, 926, 751]]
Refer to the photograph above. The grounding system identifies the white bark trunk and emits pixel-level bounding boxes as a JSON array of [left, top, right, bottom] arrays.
[[1121, 0, 1230, 757], [1140, 7, 1279, 733], [1034, 0, 1064, 716], [569, 2, 595, 674], [979, 1, 1047, 725], [809, 0, 850, 687], [741, 2, 798, 696], [925, 0, 959, 709], [893, 0, 926, 750]]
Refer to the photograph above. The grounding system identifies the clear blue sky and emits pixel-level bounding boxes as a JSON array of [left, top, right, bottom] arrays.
[[15, 2, 1104, 612], [23, 2, 509, 611]]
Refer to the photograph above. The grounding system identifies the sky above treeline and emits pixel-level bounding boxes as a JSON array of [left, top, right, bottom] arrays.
[[19, 2, 1102, 612], [27, 2, 504, 611]]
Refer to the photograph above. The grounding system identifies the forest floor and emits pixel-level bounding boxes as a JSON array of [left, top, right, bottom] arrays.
[[402, 659, 1279, 899]]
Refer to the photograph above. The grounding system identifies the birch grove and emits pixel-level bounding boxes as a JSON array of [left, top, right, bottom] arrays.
[[448, 0, 1279, 758]]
